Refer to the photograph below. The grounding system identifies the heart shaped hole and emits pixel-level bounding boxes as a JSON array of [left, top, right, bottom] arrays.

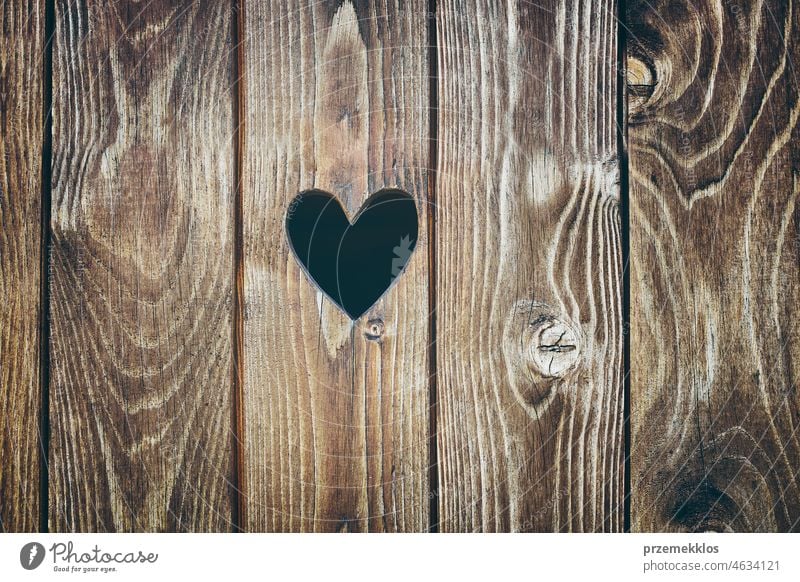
[[286, 189, 418, 320]]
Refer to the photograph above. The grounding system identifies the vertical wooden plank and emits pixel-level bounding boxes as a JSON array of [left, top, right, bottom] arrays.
[[49, 0, 236, 531], [0, 0, 44, 532], [629, 0, 800, 531], [436, 0, 624, 531], [241, 1, 430, 531]]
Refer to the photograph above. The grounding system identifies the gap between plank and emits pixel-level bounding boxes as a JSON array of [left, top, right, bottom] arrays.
[[426, 0, 440, 534], [616, 0, 632, 534], [38, 0, 55, 535], [231, 0, 246, 533]]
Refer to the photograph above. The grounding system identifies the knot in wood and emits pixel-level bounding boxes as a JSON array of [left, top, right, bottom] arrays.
[[364, 318, 385, 341], [626, 55, 654, 87], [626, 55, 657, 114], [526, 315, 580, 378], [503, 301, 583, 417]]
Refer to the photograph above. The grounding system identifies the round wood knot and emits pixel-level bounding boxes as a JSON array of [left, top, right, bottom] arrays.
[[364, 318, 385, 341], [626, 55, 657, 114], [527, 315, 580, 378], [626, 56, 654, 86], [503, 301, 583, 416]]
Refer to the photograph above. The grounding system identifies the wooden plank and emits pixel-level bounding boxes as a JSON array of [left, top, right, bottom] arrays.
[[629, 0, 800, 531], [436, 0, 624, 531], [0, 0, 45, 532], [49, 0, 236, 531], [241, 0, 430, 531]]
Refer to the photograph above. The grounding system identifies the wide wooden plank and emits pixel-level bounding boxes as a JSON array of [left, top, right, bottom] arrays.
[[436, 0, 624, 531], [241, 1, 430, 531], [49, 0, 236, 531], [629, 0, 800, 531], [0, 0, 45, 532]]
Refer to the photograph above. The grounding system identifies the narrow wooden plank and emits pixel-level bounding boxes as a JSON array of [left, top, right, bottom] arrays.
[[241, 1, 430, 531], [49, 0, 236, 531], [0, 0, 45, 532], [629, 0, 800, 531], [436, 0, 624, 531]]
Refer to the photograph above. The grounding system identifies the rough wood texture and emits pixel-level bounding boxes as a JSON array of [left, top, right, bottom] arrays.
[[49, 0, 236, 531], [241, 0, 430, 531], [436, 0, 624, 531], [629, 0, 800, 531], [0, 0, 44, 532]]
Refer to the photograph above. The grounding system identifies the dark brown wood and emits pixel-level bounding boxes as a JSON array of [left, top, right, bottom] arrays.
[[436, 0, 624, 531], [2, 0, 796, 535], [628, 0, 800, 531], [0, 0, 45, 533], [48, 0, 237, 531], [240, 0, 431, 531]]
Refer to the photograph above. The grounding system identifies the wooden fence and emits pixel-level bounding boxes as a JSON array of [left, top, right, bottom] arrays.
[[0, 0, 797, 532]]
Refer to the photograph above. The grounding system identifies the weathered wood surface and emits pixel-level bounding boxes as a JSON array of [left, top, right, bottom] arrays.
[[2, 0, 799, 534], [435, 0, 624, 531], [0, 0, 44, 532], [628, 0, 800, 531], [240, 0, 431, 531], [48, 0, 237, 531]]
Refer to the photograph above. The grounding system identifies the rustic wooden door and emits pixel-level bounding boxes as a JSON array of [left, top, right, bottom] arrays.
[[0, 0, 797, 532]]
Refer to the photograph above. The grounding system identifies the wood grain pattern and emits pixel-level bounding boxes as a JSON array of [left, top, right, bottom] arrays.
[[0, 0, 44, 532], [629, 0, 800, 531], [48, 0, 236, 531], [241, 0, 430, 531], [436, 0, 624, 531]]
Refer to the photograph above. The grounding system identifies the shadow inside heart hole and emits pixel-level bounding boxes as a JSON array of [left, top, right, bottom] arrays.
[[285, 189, 419, 320]]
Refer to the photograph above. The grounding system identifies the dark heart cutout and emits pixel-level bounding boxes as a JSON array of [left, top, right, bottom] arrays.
[[286, 189, 419, 320]]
